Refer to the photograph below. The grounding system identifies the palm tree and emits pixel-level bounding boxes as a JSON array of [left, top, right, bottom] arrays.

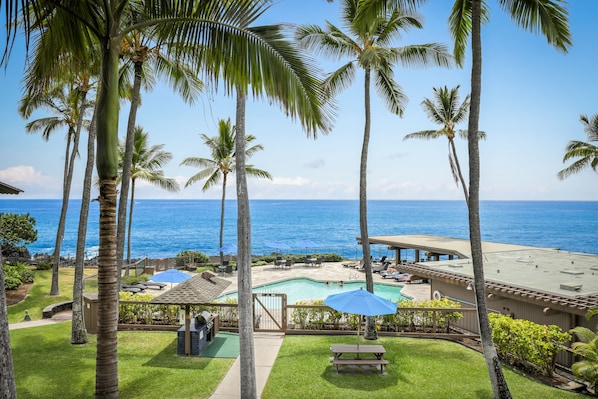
[[3, 2, 331, 398], [120, 127, 179, 267], [181, 118, 271, 265], [557, 114, 598, 180], [116, 26, 203, 278], [571, 325, 598, 391], [0, 220, 16, 398], [18, 83, 92, 296], [297, 0, 450, 339], [404, 85, 486, 204]]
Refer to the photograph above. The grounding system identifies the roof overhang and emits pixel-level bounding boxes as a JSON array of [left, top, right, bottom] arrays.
[[0, 181, 23, 195]]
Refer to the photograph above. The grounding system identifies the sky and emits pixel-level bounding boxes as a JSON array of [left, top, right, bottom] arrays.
[[0, 1, 597, 201]]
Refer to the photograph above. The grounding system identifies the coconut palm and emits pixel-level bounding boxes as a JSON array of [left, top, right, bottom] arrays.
[[297, 0, 450, 339], [557, 114, 598, 180], [3, 2, 331, 397], [571, 325, 598, 391], [119, 127, 179, 267], [181, 118, 271, 265], [404, 85, 486, 204], [116, 26, 203, 278], [18, 83, 92, 296]]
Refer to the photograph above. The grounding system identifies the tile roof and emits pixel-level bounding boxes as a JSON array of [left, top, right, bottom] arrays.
[[151, 271, 231, 305]]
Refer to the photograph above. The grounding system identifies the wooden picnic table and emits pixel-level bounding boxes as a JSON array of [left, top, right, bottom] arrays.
[[330, 344, 389, 374]]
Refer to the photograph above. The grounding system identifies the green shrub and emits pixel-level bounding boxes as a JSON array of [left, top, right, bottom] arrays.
[[3, 263, 35, 290], [36, 262, 52, 270], [4, 276, 21, 290], [176, 250, 209, 264], [489, 313, 570, 377]]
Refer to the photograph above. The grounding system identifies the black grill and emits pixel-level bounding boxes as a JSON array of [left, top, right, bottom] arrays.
[[177, 311, 217, 356]]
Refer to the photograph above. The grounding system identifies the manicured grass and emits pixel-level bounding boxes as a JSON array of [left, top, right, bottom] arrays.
[[262, 336, 584, 399], [10, 322, 233, 399], [7, 267, 97, 323]]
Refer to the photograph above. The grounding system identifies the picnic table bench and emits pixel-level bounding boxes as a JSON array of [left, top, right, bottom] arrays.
[[330, 344, 388, 374]]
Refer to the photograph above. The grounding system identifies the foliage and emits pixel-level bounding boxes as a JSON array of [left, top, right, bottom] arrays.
[[0, 212, 37, 259], [35, 262, 52, 271], [489, 313, 570, 377], [176, 250, 209, 264], [558, 114, 598, 180], [118, 292, 181, 325], [570, 325, 598, 391], [3, 263, 35, 290]]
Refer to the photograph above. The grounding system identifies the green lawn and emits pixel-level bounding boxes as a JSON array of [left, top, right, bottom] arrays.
[[10, 323, 233, 399], [262, 336, 585, 399]]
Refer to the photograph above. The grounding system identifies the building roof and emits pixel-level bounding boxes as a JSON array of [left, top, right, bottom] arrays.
[[151, 271, 231, 305], [0, 181, 23, 195], [371, 235, 598, 316], [366, 234, 544, 259]]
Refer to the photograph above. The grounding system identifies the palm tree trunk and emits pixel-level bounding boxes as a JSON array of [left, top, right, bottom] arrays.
[[118, 60, 143, 278], [219, 174, 227, 265], [0, 244, 17, 399], [72, 92, 94, 345], [361, 69, 376, 340], [95, 30, 122, 399], [449, 139, 469, 205], [468, 1, 511, 397], [235, 90, 257, 399], [126, 179, 136, 266], [51, 124, 81, 296]]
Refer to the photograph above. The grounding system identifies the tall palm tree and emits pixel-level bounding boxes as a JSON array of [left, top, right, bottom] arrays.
[[0, 219, 16, 398], [297, 0, 450, 339], [119, 127, 179, 267], [557, 114, 598, 180], [18, 83, 92, 296], [116, 25, 203, 278], [3, 2, 331, 398], [404, 85, 486, 204], [181, 118, 271, 265]]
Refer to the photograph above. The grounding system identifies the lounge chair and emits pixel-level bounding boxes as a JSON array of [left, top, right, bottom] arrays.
[[120, 284, 146, 293], [393, 273, 411, 282], [372, 263, 389, 273], [138, 281, 167, 290], [381, 271, 403, 279]]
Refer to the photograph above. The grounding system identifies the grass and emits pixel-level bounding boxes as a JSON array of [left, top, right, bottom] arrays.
[[10, 322, 233, 399], [262, 336, 585, 399], [7, 267, 97, 324]]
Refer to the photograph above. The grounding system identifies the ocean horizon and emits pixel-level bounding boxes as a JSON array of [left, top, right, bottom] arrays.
[[1, 199, 596, 260]]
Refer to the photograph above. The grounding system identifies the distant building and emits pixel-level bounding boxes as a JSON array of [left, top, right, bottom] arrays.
[[366, 234, 598, 367]]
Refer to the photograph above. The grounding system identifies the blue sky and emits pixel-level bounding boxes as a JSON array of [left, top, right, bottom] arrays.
[[1, 1, 597, 200]]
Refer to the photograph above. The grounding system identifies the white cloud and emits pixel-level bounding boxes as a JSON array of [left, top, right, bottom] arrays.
[[0, 165, 47, 184], [304, 158, 326, 168], [270, 176, 311, 186]]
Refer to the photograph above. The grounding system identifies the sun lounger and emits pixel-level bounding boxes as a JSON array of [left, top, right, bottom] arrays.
[[138, 281, 167, 290], [120, 284, 146, 293]]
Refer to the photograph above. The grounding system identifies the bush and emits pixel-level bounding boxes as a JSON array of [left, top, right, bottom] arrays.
[[4, 276, 22, 290], [176, 250, 209, 264], [3, 263, 35, 290], [36, 262, 52, 271], [489, 313, 570, 377]]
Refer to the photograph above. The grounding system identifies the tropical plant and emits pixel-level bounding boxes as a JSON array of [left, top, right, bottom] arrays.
[[296, 0, 451, 339], [181, 118, 271, 264], [119, 126, 179, 267], [557, 114, 598, 180], [404, 85, 486, 203], [116, 24, 203, 279], [18, 83, 92, 296], [0, 213, 37, 260]]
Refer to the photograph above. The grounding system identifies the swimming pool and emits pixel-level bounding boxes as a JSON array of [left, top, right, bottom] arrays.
[[217, 278, 408, 304]]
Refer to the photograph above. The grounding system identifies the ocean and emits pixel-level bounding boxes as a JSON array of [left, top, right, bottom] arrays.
[[0, 199, 596, 260]]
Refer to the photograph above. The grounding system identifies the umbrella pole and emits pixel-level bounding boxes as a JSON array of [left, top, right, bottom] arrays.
[[357, 316, 360, 350]]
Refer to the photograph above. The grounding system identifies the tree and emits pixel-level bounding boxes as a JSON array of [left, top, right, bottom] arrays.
[[297, 0, 450, 339], [404, 85, 486, 204], [557, 114, 598, 180], [181, 118, 271, 265], [116, 25, 203, 278], [4, 2, 330, 397], [0, 213, 37, 260], [18, 83, 92, 295], [119, 127, 179, 267], [0, 216, 17, 398]]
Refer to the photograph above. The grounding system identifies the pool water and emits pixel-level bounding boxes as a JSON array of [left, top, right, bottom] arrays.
[[217, 278, 408, 304]]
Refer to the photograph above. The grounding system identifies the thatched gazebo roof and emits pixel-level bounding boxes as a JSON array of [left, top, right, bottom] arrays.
[[151, 271, 231, 305]]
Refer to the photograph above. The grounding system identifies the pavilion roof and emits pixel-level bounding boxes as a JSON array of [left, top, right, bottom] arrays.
[[151, 271, 231, 305]]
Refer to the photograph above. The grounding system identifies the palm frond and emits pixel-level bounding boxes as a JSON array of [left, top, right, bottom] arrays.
[[373, 65, 406, 116], [403, 130, 443, 141], [394, 43, 453, 68]]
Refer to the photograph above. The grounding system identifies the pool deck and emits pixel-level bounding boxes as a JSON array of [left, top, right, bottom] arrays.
[[216, 261, 431, 301]]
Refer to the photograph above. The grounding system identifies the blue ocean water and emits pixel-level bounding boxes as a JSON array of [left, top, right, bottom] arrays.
[[0, 199, 596, 259]]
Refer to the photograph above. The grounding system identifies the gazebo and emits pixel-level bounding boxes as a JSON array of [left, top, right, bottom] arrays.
[[151, 271, 231, 356]]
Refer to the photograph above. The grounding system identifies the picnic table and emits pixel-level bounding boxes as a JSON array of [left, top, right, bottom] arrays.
[[330, 345, 388, 374], [330, 344, 389, 374]]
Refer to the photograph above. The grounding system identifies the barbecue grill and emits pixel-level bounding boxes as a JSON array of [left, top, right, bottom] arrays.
[[177, 310, 218, 355]]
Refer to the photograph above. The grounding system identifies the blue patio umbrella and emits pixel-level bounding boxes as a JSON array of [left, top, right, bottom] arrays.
[[295, 239, 319, 256], [149, 269, 192, 285], [324, 288, 397, 347]]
